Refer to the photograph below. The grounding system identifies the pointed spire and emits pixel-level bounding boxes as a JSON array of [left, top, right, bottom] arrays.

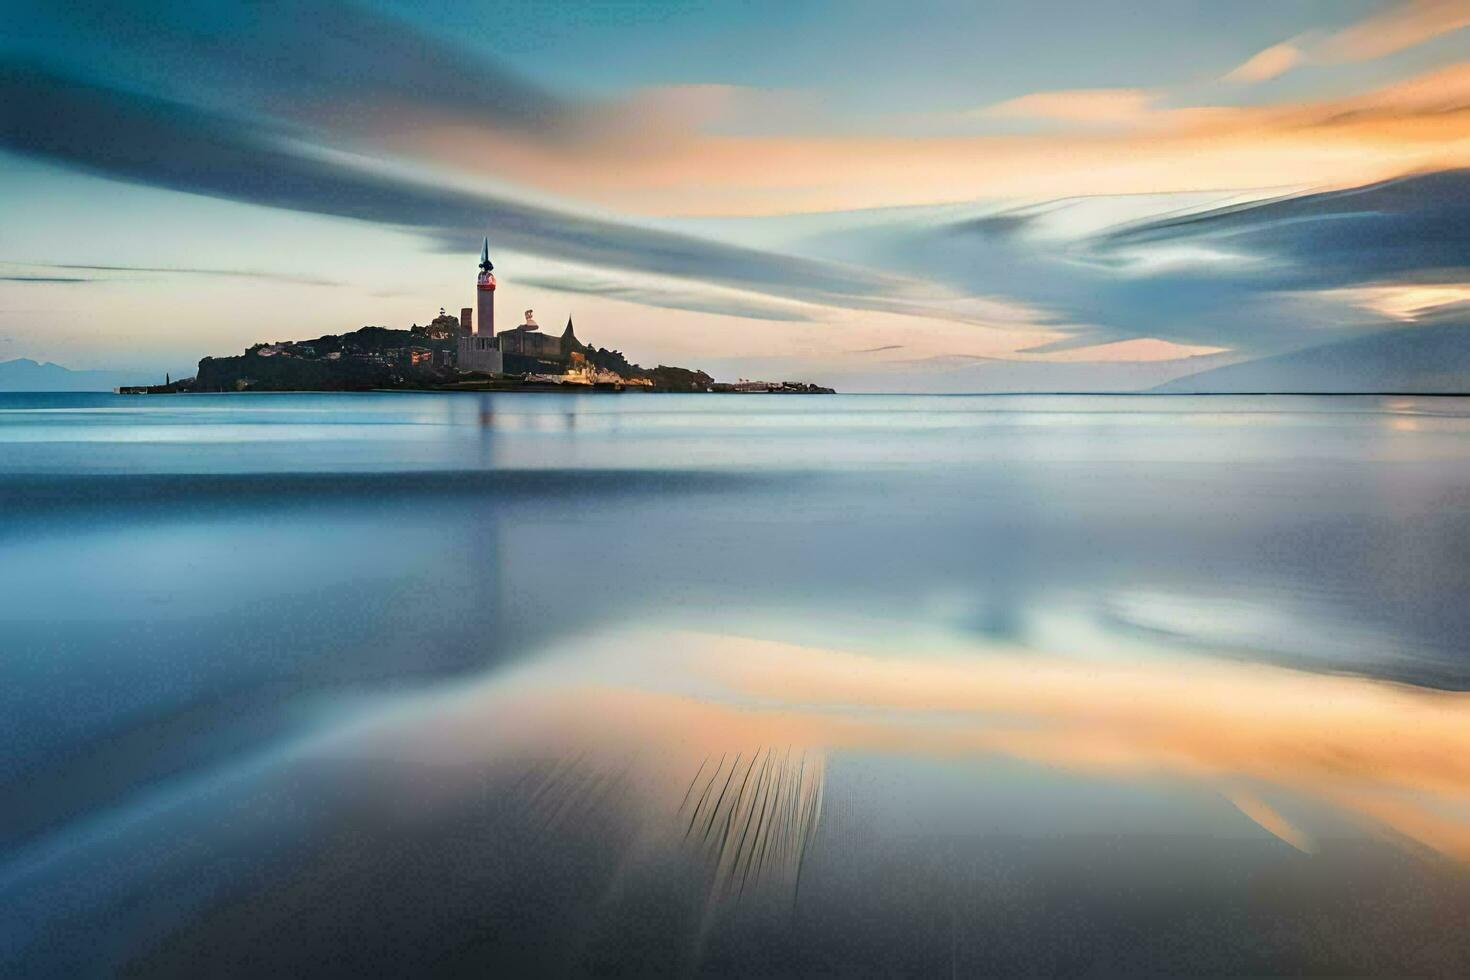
[[479, 236, 493, 272], [562, 315, 575, 337]]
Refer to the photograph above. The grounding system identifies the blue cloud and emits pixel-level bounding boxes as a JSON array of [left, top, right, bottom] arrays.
[[1098, 170, 1470, 289], [864, 171, 1470, 355], [0, 62, 921, 322]]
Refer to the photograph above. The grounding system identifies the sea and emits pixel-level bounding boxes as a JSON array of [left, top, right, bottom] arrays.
[[2, 391, 1468, 976]]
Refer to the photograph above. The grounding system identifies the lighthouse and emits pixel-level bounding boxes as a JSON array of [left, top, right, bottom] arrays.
[[457, 237, 504, 374], [476, 237, 495, 338]]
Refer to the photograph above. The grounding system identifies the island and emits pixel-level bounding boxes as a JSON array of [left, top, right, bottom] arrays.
[[139, 240, 834, 396]]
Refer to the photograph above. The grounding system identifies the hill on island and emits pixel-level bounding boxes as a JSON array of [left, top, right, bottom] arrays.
[[194, 322, 715, 392], [196, 326, 448, 391]]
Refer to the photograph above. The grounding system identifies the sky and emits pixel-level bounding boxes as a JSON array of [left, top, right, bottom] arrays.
[[1, 0, 1468, 390]]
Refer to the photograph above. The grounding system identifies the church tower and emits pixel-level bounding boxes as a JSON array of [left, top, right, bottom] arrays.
[[560, 315, 584, 359], [476, 237, 496, 338]]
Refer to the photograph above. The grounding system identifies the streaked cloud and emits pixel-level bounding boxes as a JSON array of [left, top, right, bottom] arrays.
[[1225, 0, 1470, 83], [1095, 169, 1470, 291], [1332, 283, 1470, 321], [1222, 43, 1302, 83], [398, 60, 1470, 215], [38, 264, 346, 287], [7, 2, 1468, 218], [857, 167, 1470, 360], [516, 271, 820, 322], [1026, 337, 1229, 363], [6, 0, 573, 139], [0, 63, 931, 323], [979, 88, 1160, 128], [1316, 0, 1470, 63]]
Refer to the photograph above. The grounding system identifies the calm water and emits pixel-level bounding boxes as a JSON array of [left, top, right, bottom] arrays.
[[3, 392, 1469, 976]]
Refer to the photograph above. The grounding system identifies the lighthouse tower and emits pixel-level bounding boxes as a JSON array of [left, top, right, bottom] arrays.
[[457, 237, 503, 374], [476, 237, 496, 338]]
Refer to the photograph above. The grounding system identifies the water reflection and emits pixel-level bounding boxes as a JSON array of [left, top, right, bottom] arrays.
[[4, 393, 1470, 974]]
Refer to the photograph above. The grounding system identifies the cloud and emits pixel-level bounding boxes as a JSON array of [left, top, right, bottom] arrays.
[[9, 1, 1470, 220], [0, 275, 92, 283], [1096, 169, 1470, 290], [865, 168, 1470, 360], [516, 273, 819, 322], [1225, 0, 1470, 84], [619, 83, 824, 137], [12, 0, 573, 140], [1026, 337, 1228, 363], [1316, 0, 1470, 63], [979, 88, 1160, 128], [0, 62, 940, 324], [401, 60, 1470, 215], [1222, 43, 1302, 83], [1330, 283, 1470, 321], [42, 264, 346, 287], [1, 62, 1096, 340]]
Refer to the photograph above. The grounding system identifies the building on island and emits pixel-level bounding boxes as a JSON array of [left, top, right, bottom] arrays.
[[496, 310, 586, 360]]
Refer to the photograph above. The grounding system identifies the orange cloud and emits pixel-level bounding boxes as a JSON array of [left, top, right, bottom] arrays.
[[1331, 283, 1470, 320], [1225, 0, 1470, 84], [1222, 42, 1302, 83], [979, 88, 1160, 127], [1318, 0, 1470, 62], [392, 61, 1470, 215], [1021, 337, 1229, 363]]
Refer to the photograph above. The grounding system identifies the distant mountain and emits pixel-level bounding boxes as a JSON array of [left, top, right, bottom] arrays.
[[0, 358, 159, 392], [1153, 320, 1470, 394]]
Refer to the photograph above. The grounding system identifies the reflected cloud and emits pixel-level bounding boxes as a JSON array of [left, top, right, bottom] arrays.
[[1225, 790, 1317, 854], [339, 626, 1470, 873], [673, 631, 1470, 863]]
